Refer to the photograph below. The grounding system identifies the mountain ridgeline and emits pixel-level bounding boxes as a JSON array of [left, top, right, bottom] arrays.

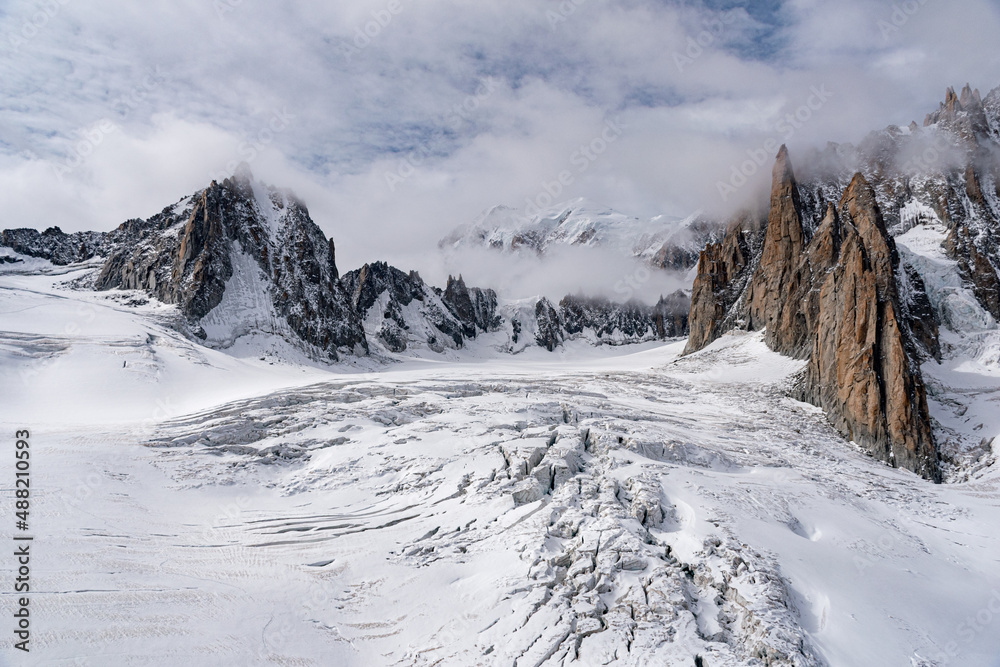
[[685, 84, 1000, 480], [1, 166, 689, 360], [3, 84, 999, 480]]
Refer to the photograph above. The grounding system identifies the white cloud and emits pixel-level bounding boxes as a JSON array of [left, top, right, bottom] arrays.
[[0, 0, 999, 278]]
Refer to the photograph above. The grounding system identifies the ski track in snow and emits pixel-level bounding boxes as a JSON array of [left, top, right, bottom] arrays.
[[1, 259, 1000, 666]]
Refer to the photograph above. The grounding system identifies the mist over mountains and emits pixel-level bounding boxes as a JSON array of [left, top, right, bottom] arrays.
[[3, 76, 1000, 665]]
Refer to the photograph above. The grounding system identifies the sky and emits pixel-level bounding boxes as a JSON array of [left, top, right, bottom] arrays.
[[2, 0, 1000, 293]]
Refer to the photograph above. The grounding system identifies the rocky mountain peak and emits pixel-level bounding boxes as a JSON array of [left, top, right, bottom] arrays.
[[959, 83, 982, 108], [839, 172, 898, 295], [232, 161, 255, 184], [746, 145, 809, 355], [924, 83, 991, 140], [0, 225, 112, 266], [91, 169, 366, 359], [687, 147, 941, 480]]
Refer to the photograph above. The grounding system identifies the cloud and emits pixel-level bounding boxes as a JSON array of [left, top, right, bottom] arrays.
[[0, 0, 998, 277], [429, 244, 693, 306]]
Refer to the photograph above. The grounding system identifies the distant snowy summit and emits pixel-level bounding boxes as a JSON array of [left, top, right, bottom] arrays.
[[440, 198, 723, 272]]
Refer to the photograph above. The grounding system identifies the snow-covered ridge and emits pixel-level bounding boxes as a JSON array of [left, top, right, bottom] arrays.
[[441, 197, 722, 271]]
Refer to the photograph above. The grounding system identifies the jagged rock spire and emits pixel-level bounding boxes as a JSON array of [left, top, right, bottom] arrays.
[[746, 144, 811, 356], [685, 148, 941, 480]]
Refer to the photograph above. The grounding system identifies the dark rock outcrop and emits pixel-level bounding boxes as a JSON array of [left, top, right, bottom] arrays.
[[0, 226, 113, 265], [534, 298, 563, 351], [2, 168, 681, 359], [683, 210, 765, 354], [340, 263, 502, 353], [441, 275, 502, 338], [947, 222, 1000, 320], [340, 261, 426, 352], [653, 290, 692, 338], [94, 167, 366, 359], [560, 292, 688, 341]]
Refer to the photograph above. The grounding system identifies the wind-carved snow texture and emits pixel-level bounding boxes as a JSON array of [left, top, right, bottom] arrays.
[[102, 330, 989, 666]]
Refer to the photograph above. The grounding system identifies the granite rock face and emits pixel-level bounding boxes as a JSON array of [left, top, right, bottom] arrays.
[[683, 210, 765, 354], [792, 84, 1000, 324], [745, 146, 814, 357], [93, 166, 366, 359], [441, 275, 503, 338], [797, 175, 939, 480], [684, 83, 1000, 479], [686, 148, 941, 479]]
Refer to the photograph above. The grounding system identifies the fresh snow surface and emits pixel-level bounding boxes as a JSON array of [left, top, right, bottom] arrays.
[[2, 262, 1000, 666], [250, 180, 287, 246], [200, 243, 286, 350], [0, 248, 57, 275]]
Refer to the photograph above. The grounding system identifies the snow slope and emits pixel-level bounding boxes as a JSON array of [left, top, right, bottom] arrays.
[[1, 262, 1000, 666], [440, 198, 716, 266], [897, 214, 1000, 478], [440, 199, 672, 256]]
